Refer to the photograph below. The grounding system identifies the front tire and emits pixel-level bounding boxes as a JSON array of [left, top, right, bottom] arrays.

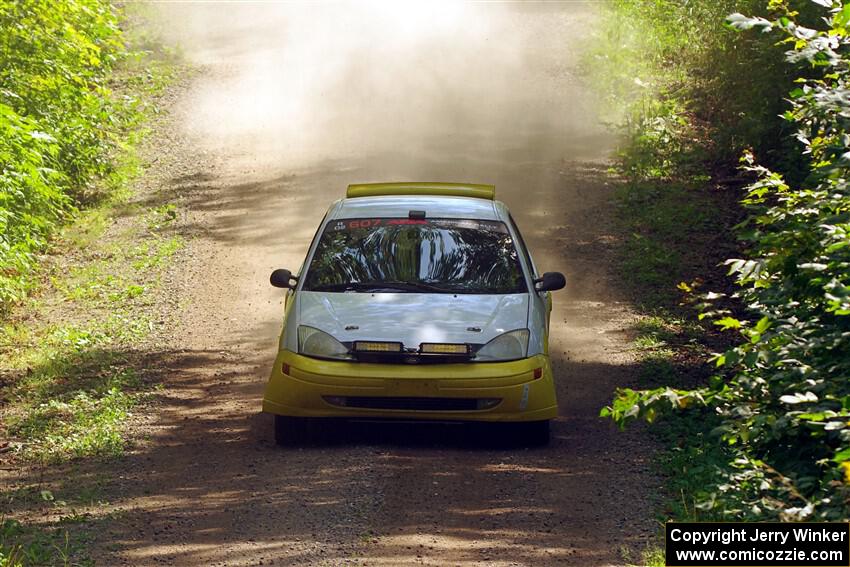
[[274, 415, 317, 446], [515, 420, 550, 447]]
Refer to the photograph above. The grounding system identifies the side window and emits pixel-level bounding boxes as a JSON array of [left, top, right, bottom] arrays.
[[508, 213, 538, 279]]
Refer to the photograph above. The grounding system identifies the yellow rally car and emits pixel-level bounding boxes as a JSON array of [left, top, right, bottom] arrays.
[[263, 182, 565, 445]]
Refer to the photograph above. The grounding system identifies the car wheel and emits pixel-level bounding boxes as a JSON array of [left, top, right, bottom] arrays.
[[274, 415, 315, 446], [517, 420, 550, 447]]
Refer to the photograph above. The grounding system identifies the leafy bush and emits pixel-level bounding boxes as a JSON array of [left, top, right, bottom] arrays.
[[587, 0, 801, 179], [0, 0, 127, 312], [604, 0, 850, 521], [584, 0, 799, 314]]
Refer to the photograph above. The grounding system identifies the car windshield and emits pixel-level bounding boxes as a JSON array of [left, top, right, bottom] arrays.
[[302, 218, 527, 294]]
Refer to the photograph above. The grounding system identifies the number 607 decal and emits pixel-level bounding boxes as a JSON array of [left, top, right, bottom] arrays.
[[348, 219, 382, 229]]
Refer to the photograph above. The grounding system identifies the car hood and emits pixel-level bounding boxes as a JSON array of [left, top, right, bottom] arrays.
[[297, 291, 529, 347]]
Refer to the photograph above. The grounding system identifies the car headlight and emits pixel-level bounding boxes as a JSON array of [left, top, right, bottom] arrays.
[[475, 329, 529, 361], [298, 326, 352, 360]]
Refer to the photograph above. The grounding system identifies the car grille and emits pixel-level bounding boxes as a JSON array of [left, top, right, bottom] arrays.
[[323, 396, 501, 411], [352, 352, 473, 364]]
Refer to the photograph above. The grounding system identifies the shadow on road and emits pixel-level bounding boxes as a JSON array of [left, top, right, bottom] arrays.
[[4, 340, 658, 566]]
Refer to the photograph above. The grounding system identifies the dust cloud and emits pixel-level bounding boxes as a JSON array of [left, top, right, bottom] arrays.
[[92, 8, 661, 565], [150, 2, 611, 180]]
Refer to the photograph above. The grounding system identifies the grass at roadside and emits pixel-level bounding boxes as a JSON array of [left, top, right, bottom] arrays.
[[1, 517, 94, 567], [611, 169, 741, 566], [616, 249, 731, 567], [1, 38, 181, 465], [615, 171, 739, 310], [0, 8, 185, 565], [2, 229, 178, 464], [620, 543, 666, 567], [1, 472, 123, 567]]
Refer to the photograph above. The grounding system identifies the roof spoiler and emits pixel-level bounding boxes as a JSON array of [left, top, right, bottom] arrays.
[[346, 182, 495, 200]]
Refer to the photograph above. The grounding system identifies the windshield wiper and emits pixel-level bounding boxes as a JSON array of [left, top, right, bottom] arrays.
[[310, 281, 458, 293], [380, 280, 458, 293], [309, 282, 385, 292]]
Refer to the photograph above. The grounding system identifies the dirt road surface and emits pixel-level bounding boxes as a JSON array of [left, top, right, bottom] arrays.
[[93, 3, 660, 565]]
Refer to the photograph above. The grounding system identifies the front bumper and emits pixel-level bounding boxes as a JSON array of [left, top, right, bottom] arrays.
[[262, 350, 558, 422]]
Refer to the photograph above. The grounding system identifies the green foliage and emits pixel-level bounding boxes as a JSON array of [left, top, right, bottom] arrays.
[[1, 518, 91, 567], [0, 0, 137, 313], [0, 3, 179, 563], [0, 195, 182, 464], [588, 0, 798, 176], [1, 148, 181, 466], [620, 542, 666, 567], [604, 0, 850, 521], [2, 315, 150, 463], [586, 2, 770, 307], [12, 387, 133, 461], [617, 179, 721, 306]]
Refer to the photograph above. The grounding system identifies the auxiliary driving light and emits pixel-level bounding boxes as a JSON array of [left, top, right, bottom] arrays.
[[419, 343, 470, 355], [353, 341, 404, 353]]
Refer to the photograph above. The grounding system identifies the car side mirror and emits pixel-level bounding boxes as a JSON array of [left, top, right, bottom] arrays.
[[270, 268, 297, 289], [534, 272, 566, 292]]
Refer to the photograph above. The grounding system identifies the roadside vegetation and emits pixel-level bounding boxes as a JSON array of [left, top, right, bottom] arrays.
[[0, 2, 183, 565], [589, 0, 850, 562]]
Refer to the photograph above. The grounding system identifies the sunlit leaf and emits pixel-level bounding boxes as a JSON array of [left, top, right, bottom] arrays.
[[779, 392, 819, 404]]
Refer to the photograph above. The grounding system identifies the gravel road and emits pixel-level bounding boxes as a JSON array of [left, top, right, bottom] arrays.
[[93, 3, 661, 565]]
